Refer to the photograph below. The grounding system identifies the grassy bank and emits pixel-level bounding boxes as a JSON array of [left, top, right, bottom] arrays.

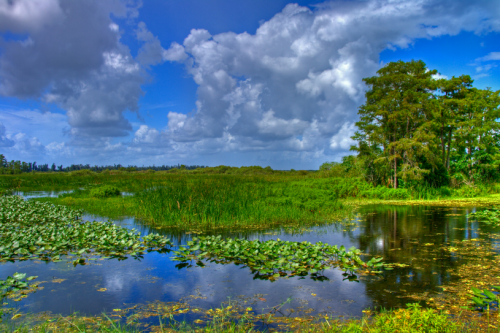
[[0, 302, 486, 332]]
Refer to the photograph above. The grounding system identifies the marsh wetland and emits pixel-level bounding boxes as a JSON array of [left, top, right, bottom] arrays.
[[1, 173, 500, 332]]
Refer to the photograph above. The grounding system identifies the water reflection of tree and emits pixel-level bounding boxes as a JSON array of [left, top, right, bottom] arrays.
[[353, 205, 488, 310]]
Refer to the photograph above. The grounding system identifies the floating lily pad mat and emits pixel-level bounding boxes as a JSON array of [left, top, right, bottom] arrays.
[[2, 194, 499, 326]]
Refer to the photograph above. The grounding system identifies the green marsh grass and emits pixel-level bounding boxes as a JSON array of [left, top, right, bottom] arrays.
[[0, 302, 479, 332], [36, 195, 136, 219], [133, 176, 347, 229], [19, 171, 500, 231], [6, 170, 500, 231], [3, 167, 500, 201]]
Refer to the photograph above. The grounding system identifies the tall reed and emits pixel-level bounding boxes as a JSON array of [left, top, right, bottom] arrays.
[[134, 176, 345, 228]]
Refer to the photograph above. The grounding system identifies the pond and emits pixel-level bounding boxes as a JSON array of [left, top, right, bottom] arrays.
[[2, 193, 498, 325]]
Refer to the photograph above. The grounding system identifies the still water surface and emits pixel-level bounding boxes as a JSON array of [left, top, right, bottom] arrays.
[[2, 193, 498, 321]]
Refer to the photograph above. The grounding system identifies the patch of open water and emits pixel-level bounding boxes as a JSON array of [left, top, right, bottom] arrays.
[[2, 192, 499, 322]]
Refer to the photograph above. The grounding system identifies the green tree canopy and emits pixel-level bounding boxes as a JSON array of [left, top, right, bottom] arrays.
[[351, 60, 500, 188], [352, 60, 438, 188]]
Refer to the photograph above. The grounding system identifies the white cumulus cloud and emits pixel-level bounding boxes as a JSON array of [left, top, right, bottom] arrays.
[[0, 122, 15, 147], [157, 0, 500, 162]]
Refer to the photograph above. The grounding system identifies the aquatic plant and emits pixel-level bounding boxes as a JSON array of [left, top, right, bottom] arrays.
[[470, 286, 500, 311], [0, 273, 38, 301], [172, 236, 385, 280], [468, 208, 500, 226], [0, 272, 38, 324], [0, 196, 173, 263]]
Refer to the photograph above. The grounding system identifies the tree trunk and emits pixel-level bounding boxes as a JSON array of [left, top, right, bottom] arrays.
[[441, 127, 445, 163], [394, 152, 397, 189], [441, 109, 445, 163], [446, 128, 452, 170]]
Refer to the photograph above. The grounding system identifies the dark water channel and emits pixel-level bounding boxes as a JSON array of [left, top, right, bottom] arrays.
[[2, 192, 499, 322]]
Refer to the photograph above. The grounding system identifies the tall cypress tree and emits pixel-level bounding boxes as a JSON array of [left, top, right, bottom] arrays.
[[352, 60, 438, 188]]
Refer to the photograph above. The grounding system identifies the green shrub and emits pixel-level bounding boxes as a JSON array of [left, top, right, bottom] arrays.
[[454, 185, 481, 198], [438, 186, 452, 197], [89, 186, 120, 198]]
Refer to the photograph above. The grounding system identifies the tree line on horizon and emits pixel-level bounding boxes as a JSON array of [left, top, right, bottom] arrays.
[[0, 154, 205, 174]]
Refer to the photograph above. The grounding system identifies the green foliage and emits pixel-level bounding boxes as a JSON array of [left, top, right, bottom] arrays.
[[190, 165, 278, 175], [353, 60, 438, 188], [89, 185, 120, 198], [319, 156, 365, 178], [365, 303, 464, 333], [422, 159, 450, 188], [0, 196, 172, 263], [468, 208, 500, 226], [360, 186, 411, 200], [265, 180, 340, 210], [319, 161, 339, 171], [172, 236, 383, 280], [37, 196, 136, 219], [469, 286, 500, 311], [0, 273, 37, 300], [454, 185, 482, 198], [352, 60, 500, 189]]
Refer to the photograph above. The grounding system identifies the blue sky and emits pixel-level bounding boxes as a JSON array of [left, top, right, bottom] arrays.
[[0, 0, 499, 169]]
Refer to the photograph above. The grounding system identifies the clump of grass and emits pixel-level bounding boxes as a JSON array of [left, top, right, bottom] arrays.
[[365, 303, 464, 332], [46, 196, 136, 218], [89, 185, 120, 198]]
